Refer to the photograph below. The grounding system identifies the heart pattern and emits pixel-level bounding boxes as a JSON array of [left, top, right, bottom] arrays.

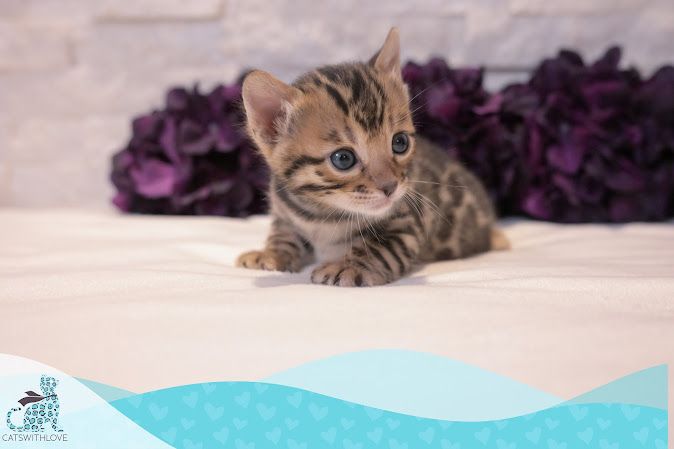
[[182, 438, 202, 449], [160, 426, 177, 443], [441, 440, 460, 449], [287, 392, 303, 409], [182, 392, 199, 409], [621, 405, 641, 421], [386, 418, 401, 430], [570, 406, 589, 421], [212, 426, 229, 444], [284, 417, 299, 430], [367, 427, 383, 444], [111, 382, 667, 449], [256, 403, 276, 421], [148, 402, 168, 421], [525, 427, 542, 444], [496, 438, 516, 449], [419, 426, 435, 444], [265, 427, 281, 445], [578, 427, 594, 445], [474, 427, 491, 445], [342, 438, 363, 449], [254, 383, 269, 394], [547, 438, 567, 449], [286, 438, 307, 449], [388, 438, 409, 449], [652, 418, 666, 430], [308, 402, 328, 421], [204, 403, 224, 421], [495, 420, 508, 430], [180, 418, 195, 430], [633, 426, 649, 445], [597, 418, 612, 430], [126, 395, 143, 408], [321, 427, 337, 444], [599, 439, 619, 449], [232, 418, 247, 430], [364, 407, 384, 421], [234, 392, 251, 409], [545, 418, 560, 430], [234, 438, 253, 449], [340, 418, 355, 430]]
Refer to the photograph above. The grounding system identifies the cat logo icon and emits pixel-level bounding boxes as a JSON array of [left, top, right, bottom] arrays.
[[6, 375, 63, 433]]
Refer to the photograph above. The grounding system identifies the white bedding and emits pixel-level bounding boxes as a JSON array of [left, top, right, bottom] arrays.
[[1, 209, 673, 415]]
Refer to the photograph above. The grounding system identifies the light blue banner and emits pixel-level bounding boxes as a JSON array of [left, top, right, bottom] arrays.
[[0, 352, 668, 449]]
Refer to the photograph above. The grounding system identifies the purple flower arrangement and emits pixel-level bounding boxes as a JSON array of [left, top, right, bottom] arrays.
[[403, 48, 674, 222], [111, 47, 674, 222], [111, 77, 268, 216]]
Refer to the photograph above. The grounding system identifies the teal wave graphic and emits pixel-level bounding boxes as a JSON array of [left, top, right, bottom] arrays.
[[77, 377, 136, 402], [111, 382, 667, 449], [263, 349, 563, 421], [76, 351, 667, 422], [566, 365, 668, 410], [2, 352, 666, 449]]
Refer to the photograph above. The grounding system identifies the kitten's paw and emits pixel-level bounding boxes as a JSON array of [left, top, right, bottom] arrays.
[[236, 250, 301, 272], [311, 260, 387, 287]]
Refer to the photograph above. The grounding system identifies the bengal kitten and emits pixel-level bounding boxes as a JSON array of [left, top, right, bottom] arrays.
[[236, 28, 509, 287]]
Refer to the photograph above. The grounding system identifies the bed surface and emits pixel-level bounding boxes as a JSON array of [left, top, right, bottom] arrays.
[[1, 209, 673, 409]]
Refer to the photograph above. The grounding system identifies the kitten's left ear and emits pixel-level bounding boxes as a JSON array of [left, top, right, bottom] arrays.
[[369, 27, 401, 76]]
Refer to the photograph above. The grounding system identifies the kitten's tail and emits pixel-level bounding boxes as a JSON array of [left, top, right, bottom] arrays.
[[7, 407, 21, 431], [490, 228, 511, 251]]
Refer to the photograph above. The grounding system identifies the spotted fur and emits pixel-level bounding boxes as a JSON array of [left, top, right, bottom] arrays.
[[236, 28, 509, 286]]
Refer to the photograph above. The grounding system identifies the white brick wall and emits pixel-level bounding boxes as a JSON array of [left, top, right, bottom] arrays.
[[0, 0, 672, 208]]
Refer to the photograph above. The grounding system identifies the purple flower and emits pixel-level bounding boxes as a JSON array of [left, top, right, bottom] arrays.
[[110, 83, 268, 217], [403, 48, 674, 222], [513, 47, 673, 222]]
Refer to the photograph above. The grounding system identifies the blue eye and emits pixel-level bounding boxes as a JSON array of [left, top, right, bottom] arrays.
[[392, 132, 409, 154], [330, 148, 357, 170]]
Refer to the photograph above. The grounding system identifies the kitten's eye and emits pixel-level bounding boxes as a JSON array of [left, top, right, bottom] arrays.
[[330, 148, 357, 170], [392, 132, 409, 154]]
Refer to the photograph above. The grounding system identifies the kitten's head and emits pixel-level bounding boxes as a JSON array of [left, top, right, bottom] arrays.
[[242, 28, 415, 218]]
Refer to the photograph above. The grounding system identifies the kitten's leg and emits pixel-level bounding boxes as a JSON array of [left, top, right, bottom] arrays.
[[490, 227, 510, 251], [236, 218, 312, 272], [311, 227, 421, 287]]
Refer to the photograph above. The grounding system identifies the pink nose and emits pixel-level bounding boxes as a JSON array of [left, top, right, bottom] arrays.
[[379, 181, 398, 197]]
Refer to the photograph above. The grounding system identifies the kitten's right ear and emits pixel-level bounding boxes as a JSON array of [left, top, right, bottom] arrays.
[[242, 70, 299, 147]]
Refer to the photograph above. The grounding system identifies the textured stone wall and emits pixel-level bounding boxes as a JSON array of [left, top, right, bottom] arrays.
[[0, 0, 672, 207]]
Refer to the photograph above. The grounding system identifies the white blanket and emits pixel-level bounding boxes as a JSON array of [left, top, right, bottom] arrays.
[[1, 209, 673, 416]]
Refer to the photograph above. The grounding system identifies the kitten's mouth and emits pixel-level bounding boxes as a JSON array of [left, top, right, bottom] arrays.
[[350, 187, 405, 216], [368, 196, 395, 210]]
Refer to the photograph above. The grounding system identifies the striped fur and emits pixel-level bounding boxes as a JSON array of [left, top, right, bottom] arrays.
[[236, 28, 508, 286]]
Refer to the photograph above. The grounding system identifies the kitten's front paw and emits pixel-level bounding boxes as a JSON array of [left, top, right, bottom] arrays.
[[236, 250, 301, 272], [311, 260, 387, 287]]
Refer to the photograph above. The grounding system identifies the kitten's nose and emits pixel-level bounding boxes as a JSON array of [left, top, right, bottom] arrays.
[[379, 181, 398, 197]]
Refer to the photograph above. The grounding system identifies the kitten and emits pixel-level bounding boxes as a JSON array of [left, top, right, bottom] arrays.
[[236, 27, 509, 286]]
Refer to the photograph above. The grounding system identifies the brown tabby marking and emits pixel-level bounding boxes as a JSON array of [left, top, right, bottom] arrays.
[[236, 28, 509, 286]]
